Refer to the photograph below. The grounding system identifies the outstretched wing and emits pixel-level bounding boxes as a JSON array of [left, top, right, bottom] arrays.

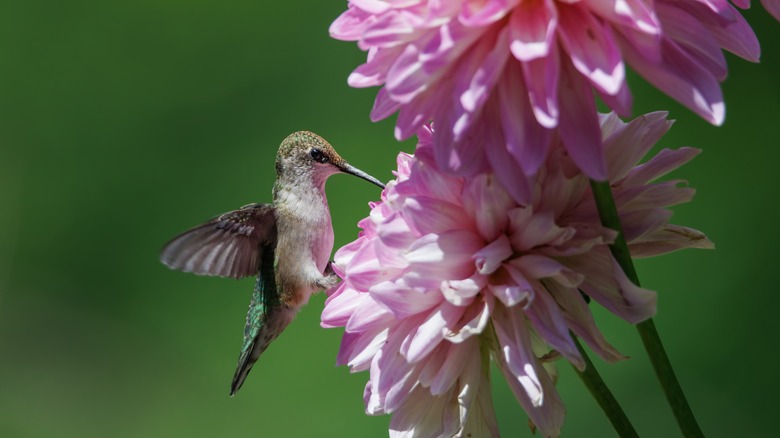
[[160, 203, 277, 279]]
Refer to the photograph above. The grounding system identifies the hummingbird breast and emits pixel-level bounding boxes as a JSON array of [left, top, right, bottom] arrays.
[[273, 183, 334, 309]]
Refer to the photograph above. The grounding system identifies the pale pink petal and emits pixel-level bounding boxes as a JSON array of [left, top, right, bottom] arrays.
[[474, 235, 513, 275], [508, 0, 557, 61], [330, 6, 375, 41], [511, 254, 585, 287], [463, 173, 514, 241], [441, 274, 487, 307], [603, 111, 674, 181], [489, 265, 535, 307], [622, 39, 725, 125], [524, 284, 584, 369], [615, 179, 695, 211], [493, 305, 565, 437], [370, 279, 442, 319], [557, 60, 608, 180], [500, 60, 554, 175], [629, 224, 715, 257], [346, 294, 399, 333], [762, 0, 780, 21], [405, 230, 483, 282], [568, 249, 657, 323], [403, 302, 466, 363], [557, 2, 626, 95], [543, 280, 626, 362], [322, 285, 364, 328], [621, 147, 701, 186], [446, 296, 493, 342], [460, 0, 519, 26], [657, 2, 728, 80], [401, 195, 471, 235]]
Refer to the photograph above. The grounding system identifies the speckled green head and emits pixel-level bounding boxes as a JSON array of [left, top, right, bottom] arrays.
[[275, 131, 385, 189]]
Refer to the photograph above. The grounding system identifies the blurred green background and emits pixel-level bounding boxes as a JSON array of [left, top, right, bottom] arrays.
[[0, 1, 777, 437]]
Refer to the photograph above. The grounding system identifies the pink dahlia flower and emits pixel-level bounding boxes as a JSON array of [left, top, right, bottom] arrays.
[[332, 0, 772, 195], [321, 113, 713, 437]]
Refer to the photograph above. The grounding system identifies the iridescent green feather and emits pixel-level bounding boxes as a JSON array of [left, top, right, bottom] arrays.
[[230, 247, 278, 395]]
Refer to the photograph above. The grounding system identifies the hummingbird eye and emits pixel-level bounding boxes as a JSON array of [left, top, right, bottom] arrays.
[[309, 148, 328, 163]]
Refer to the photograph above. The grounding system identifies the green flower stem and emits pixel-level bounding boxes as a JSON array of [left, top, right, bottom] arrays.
[[589, 179, 704, 437], [571, 336, 638, 437]]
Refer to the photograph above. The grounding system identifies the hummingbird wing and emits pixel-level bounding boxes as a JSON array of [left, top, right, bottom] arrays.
[[230, 245, 293, 396], [160, 203, 276, 279]]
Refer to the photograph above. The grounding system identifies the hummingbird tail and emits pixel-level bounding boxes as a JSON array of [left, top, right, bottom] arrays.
[[230, 305, 296, 396]]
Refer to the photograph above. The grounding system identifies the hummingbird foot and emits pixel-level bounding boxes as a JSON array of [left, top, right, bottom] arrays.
[[316, 273, 341, 290]]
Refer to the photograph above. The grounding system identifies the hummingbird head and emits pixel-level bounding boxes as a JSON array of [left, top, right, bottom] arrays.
[[276, 131, 385, 189]]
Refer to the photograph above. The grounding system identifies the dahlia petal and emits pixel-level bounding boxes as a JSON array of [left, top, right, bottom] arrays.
[[399, 157, 464, 205], [370, 280, 442, 319], [629, 224, 715, 258], [557, 2, 625, 95], [509, 209, 573, 251], [459, 0, 519, 27], [474, 234, 513, 275], [500, 60, 554, 174], [762, 0, 780, 21], [459, 27, 511, 113], [405, 230, 483, 281], [701, 14, 758, 64], [618, 208, 673, 242], [568, 249, 657, 323], [394, 85, 448, 140], [446, 295, 493, 342], [342, 327, 391, 371], [525, 284, 584, 369], [433, 105, 491, 176], [346, 296, 397, 333], [603, 111, 673, 181], [622, 147, 701, 186], [405, 302, 466, 363], [597, 79, 633, 118], [657, 2, 728, 80], [463, 173, 514, 241], [584, 0, 661, 35], [330, 7, 375, 41], [490, 265, 534, 308], [623, 39, 725, 125], [377, 320, 424, 411], [322, 285, 363, 328], [616, 179, 695, 211], [388, 386, 451, 437], [376, 212, 417, 249], [349, 46, 405, 87], [543, 280, 626, 362], [418, 342, 449, 388], [429, 338, 475, 395], [347, 240, 398, 290], [386, 42, 432, 103], [521, 46, 561, 129], [402, 195, 471, 235], [557, 61, 608, 180], [351, 0, 392, 15], [458, 349, 500, 438], [362, 10, 417, 48], [511, 254, 585, 287], [370, 87, 402, 122], [441, 274, 487, 307], [483, 128, 534, 205], [508, 0, 557, 61], [493, 305, 565, 436]]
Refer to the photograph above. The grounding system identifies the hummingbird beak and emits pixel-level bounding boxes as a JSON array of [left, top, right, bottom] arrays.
[[339, 162, 386, 189]]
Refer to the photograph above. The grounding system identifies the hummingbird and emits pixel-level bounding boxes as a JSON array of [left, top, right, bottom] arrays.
[[160, 131, 385, 395]]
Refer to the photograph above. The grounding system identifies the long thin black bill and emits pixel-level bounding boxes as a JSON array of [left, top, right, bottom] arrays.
[[341, 163, 385, 189]]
